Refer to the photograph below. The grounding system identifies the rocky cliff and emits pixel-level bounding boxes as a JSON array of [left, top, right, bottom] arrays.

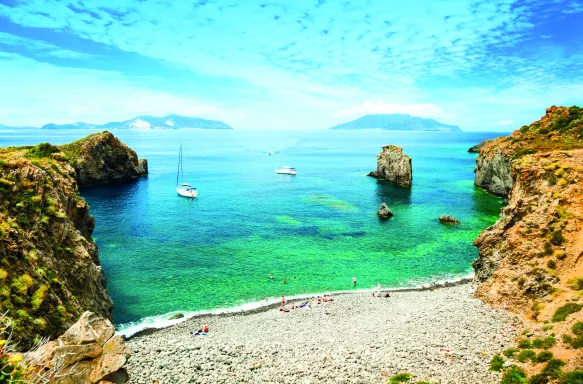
[[0, 131, 147, 350], [61, 131, 147, 187], [368, 145, 412, 187], [472, 106, 583, 372]]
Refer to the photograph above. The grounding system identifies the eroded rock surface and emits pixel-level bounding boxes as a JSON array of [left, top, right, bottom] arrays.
[[368, 145, 412, 187]]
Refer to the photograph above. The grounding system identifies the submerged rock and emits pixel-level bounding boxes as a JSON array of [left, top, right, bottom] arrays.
[[368, 145, 412, 187], [439, 215, 461, 225], [377, 203, 393, 219], [32, 312, 130, 383], [169, 313, 185, 320]]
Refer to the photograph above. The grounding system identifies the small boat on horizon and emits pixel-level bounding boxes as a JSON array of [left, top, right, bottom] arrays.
[[176, 144, 198, 198], [275, 165, 297, 175], [268, 151, 274, 155]]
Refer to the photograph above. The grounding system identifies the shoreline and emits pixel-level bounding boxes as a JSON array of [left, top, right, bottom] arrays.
[[125, 281, 521, 384], [123, 275, 474, 340]]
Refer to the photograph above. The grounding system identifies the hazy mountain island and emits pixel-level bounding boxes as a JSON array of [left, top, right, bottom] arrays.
[[329, 114, 461, 131], [31, 115, 232, 130]]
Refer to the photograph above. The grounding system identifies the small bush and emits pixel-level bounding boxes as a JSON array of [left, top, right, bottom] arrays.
[[503, 348, 519, 358], [541, 335, 557, 349], [501, 365, 528, 384], [550, 231, 564, 246], [568, 277, 583, 291], [547, 260, 557, 269], [544, 242, 553, 255], [572, 322, 583, 335], [553, 303, 582, 322], [539, 127, 550, 134], [490, 355, 505, 371], [516, 349, 537, 363], [541, 359, 566, 380], [536, 351, 554, 363], [25, 143, 60, 158], [542, 325, 553, 332], [558, 370, 583, 384], [389, 373, 411, 384], [518, 339, 532, 348], [11, 274, 34, 295], [533, 338, 543, 348]]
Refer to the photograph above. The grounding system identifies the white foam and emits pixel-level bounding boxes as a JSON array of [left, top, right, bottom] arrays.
[[116, 272, 475, 338]]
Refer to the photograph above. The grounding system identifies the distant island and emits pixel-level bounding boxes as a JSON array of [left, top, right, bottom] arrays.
[[1, 114, 233, 130], [329, 114, 461, 131]]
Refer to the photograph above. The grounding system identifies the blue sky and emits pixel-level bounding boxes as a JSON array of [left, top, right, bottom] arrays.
[[0, 0, 582, 131]]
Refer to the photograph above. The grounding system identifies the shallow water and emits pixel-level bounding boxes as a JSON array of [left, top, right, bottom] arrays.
[[0, 128, 505, 332]]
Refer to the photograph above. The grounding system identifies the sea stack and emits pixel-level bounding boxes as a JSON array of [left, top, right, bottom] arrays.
[[368, 145, 412, 187]]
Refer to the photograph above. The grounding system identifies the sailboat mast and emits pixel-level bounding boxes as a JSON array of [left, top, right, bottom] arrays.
[[177, 144, 182, 187], [180, 145, 184, 185]]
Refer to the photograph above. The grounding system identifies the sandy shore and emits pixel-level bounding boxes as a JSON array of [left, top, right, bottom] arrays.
[[125, 283, 522, 384]]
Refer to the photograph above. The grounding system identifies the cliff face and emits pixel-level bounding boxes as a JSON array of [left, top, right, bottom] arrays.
[[0, 131, 147, 350], [368, 145, 412, 187], [472, 106, 583, 370], [62, 131, 148, 187], [474, 149, 513, 196]]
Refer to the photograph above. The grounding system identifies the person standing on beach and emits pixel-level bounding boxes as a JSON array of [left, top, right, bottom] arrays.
[[281, 295, 286, 310]]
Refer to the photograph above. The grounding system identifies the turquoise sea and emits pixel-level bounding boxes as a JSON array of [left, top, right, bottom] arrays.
[[0, 129, 505, 334]]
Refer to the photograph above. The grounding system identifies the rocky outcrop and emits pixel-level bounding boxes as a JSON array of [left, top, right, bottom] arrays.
[[61, 131, 148, 187], [368, 145, 412, 187], [30, 312, 130, 383], [439, 215, 460, 225], [472, 106, 583, 370], [377, 203, 393, 219], [474, 149, 513, 197], [0, 132, 147, 349], [468, 139, 490, 153]]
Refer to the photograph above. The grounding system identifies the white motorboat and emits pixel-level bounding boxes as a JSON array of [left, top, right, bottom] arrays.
[[176, 145, 198, 198], [275, 165, 297, 175]]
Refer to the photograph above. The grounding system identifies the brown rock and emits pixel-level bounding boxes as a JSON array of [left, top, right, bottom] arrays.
[[368, 145, 412, 187], [377, 203, 393, 219]]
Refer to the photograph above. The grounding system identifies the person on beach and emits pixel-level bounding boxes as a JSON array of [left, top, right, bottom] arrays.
[[281, 295, 286, 310], [352, 276, 357, 285]]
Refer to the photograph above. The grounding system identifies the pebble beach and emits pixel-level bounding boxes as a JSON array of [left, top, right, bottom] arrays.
[[125, 283, 522, 384]]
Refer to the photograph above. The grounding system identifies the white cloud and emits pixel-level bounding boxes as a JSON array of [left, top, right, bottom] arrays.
[[334, 102, 445, 118], [494, 120, 514, 125]]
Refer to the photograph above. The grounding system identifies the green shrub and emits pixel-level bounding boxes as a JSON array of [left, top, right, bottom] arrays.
[[572, 322, 583, 335], [25, 143, 60, 159], [516, 349, 537, 363], [31, 284, 48, 311], [544, 242, 553, 255], [542, 325, 553, 332], [518, 339, 532, 348], [550, 231, 564, 246], [11, 274, 34, 295], [568, 277, 583, 291], [490, 355, 505, 371], [389, 373, 411, 384], [533, 338, 543, 348], [541, 335, 557, 349], [547, 259, 557, 269], [558, 370, 583, 384], [501, 365, 528, 384], [536, 351, 553, 363], [528, 375, 547, 384], [541, 359, 566, 380], [503, 348, 519, 358], [553, 303, 582, 322]]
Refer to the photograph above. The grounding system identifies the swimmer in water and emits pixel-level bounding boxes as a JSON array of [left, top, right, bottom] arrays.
[[269, 274, 274, 279], [352, 276, 357, 285]]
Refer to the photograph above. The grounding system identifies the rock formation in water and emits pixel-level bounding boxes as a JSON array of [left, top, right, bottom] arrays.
[[439, 215, 460, 225], [377, 203, 393, 219], [29, 311, 130, 383], [61, 131, 148, 187], [472, 105, 583, 372], [368, 145, 412, 187], [0, 131, 146, 350]]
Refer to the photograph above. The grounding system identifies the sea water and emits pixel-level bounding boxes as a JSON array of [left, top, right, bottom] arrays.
[[0, 129, 505, 334]]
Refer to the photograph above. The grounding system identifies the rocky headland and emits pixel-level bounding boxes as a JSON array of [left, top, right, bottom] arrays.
[[0, 131, 144, 381], [472, 106, 583, 376], [368, 145, 412, 187]]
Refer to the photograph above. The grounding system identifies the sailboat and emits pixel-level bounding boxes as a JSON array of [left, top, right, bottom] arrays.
[[176, 144, 198, 198], [275, 152, 297, 175]]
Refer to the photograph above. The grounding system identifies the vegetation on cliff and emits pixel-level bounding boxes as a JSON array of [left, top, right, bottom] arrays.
[[472, 106, 583, 379], [0, 131, 146, 350]]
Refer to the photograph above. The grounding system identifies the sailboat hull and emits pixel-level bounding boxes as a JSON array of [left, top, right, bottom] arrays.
[[177, 187, 198, 198], [275, 169, 297, 175]]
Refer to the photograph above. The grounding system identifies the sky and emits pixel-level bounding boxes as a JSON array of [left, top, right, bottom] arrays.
[[0, 0, 582, 131]]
